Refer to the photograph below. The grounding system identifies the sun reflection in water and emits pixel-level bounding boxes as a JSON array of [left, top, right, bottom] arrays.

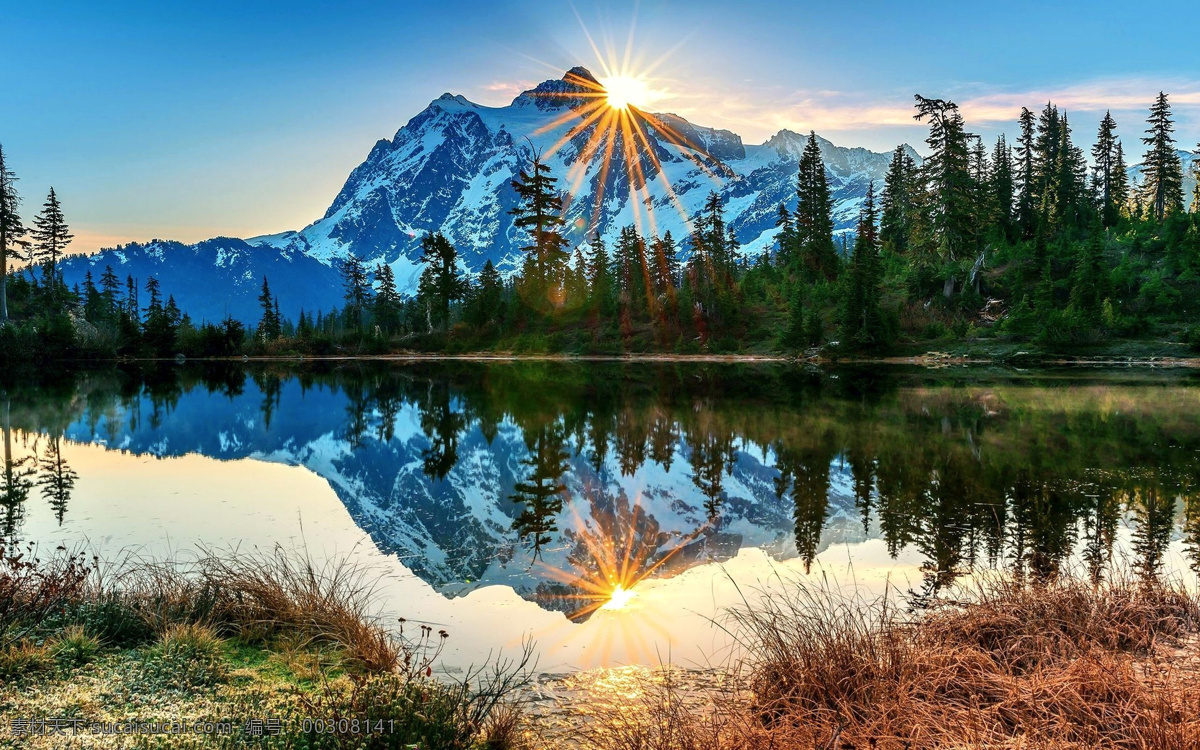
[[601, 583, 636, 611], [520, 485, 716, 667]]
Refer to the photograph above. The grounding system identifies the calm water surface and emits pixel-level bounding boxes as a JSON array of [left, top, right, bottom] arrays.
[[3, 362, 1199, 671]]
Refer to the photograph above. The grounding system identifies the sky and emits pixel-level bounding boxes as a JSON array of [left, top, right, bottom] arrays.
[[6, 0, 1200, 255]]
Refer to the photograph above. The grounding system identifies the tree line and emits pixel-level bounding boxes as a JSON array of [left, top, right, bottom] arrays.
[[2, 91, 1199, 362]]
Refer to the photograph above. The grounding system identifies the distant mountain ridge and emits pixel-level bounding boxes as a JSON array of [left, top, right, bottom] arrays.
[[56, 67, 920, 322]]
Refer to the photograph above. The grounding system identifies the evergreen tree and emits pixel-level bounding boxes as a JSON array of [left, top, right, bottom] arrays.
[[774, 204, 798, 265], [99, 265, 120, 320], [1112, 142, 1131, 218], [143, 276, 162, 319], [372, 263, 402, 333], [1141, 92, 1185, 220], [839, 181, 885, 347], [781, 284, 806, 349], [466, 259, 504, 328], [912, 96, 976, 296], [880, 145, 917, 253], [652, 230, 680, 292], [1069, 234, 1110, 325], [36, 437, 76, 526], [510, 423, 570, 558], [1092, 112, 1123, 227], [614, 224, 652, 318], [586, 232, 616, 318], [1032, 102, 1061, 223], [142, 277, 178, 354], [509, 150, 570, 291], [1049, 114, 1090, 232], [1014, 107, 1038, 237], [416, 232, 468, 331], [0, 145, 29, 323], [82, 270, 104, 322], [566, 247, 588, 304], [340, 253, 372, 332], [125, 275, 139, 322], [257, 277, 281, 340], [989, 135, 1015, 240], [30, 187, 73, 281], [649, 231, 679, 326], [794, 132, 837, 279]]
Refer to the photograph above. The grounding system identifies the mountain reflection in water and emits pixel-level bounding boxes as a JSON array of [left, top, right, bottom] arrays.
[[4, 361, 1200, 630]]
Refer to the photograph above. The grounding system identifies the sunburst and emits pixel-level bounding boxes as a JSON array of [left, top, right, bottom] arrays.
[[522, 24, 727, 243], [530, 487, 713, 622]]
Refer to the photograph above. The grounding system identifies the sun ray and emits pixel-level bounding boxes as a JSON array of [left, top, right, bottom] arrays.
[[624, 111, 694, 229], [516, 12, 738, 245]]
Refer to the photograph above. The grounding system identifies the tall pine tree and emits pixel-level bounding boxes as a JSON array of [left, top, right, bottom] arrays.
[[990, 135, 1015, 240], [912, 96, 976, 296], [795, 132, 837, 280], [1092, 112, 1122, 227], [1014, 107, 1038, 237], [373, 263, 402, 333], [839, 181, 885, 347], [509, 150, 570, 293], [0, 145, 29, 323], [880, 145, 917, 254], [257, 277, 281, 339], [1141, 92, 1185, 220], [417, 232, 468, 331], [340, 253, 371, 332], [30, 187, 73, 281]]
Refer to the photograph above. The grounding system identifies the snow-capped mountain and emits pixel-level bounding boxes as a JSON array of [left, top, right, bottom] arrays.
[[57, 67, 919, 322], [55, 237, 344, 325], [251, 67, 919, 281]]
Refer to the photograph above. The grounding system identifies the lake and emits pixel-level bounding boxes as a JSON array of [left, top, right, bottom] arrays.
[[3, 361, 1199, 672]]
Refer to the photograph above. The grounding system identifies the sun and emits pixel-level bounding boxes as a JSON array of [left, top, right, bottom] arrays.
[[601, 584, 636, 611], [600, 75, 652, 111]]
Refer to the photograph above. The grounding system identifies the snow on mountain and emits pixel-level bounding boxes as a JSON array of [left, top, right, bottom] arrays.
[[254, 67, 916, 281], [1128, 149, 1199, 212], [58, 67, 918, 322]]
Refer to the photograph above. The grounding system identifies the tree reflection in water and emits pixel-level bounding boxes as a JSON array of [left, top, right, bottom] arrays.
[[4, 362, 1200, 610]]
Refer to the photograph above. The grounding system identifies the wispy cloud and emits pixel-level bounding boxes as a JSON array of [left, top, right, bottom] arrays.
[[643, 76, 1200, 149], [475, 79, 538, 103], [957, 78, 1200, 127], [463, 73, 1200, 153]]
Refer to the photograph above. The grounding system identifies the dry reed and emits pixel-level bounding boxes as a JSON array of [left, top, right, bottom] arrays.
[[583, 574, 1200, 750]]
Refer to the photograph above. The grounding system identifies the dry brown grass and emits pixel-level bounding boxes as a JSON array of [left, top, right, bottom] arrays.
[[582, 575, 1200, 750], [88, 544, 403, 672]]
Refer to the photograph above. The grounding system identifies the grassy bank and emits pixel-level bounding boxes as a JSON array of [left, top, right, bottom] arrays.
[[0, 543, 532, 749], [569, 575, 1200, 750], [7, 543, 1200, 749]]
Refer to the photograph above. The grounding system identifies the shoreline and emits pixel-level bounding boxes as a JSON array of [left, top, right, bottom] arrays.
[[76, 350, 1200, 368]]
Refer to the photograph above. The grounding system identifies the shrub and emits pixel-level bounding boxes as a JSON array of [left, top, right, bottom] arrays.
[[51, 624, 101, 667], [144, 623, 227, 688], [0, 639, 54, 680], [0, 542, 92, 649]]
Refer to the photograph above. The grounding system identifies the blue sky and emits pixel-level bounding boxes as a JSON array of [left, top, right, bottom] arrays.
[[6, 0, 1200, 253]]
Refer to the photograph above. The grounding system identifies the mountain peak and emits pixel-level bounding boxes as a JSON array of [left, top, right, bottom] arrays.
[[563, 66, 599, 86], [512, 66, 600, 110]]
